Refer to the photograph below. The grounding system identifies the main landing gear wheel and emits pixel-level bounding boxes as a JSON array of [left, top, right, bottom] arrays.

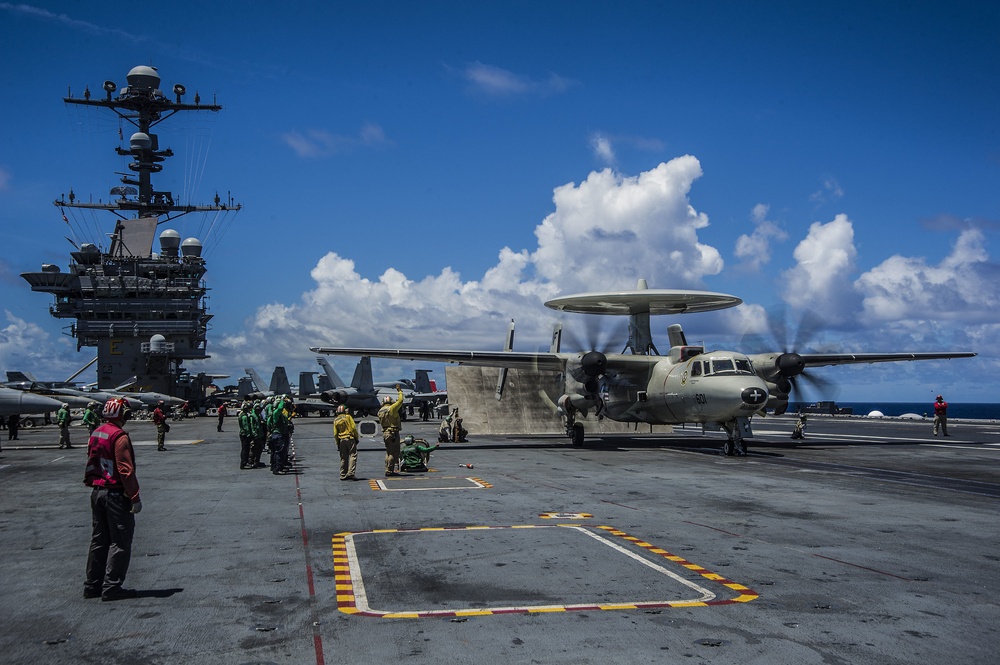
[[571, 423, 585, 447]]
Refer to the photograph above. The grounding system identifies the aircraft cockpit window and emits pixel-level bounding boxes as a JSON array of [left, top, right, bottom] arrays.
[[691, 361, 702, 377], [705, 357, 754, 376], [711, 358, 736, 374]]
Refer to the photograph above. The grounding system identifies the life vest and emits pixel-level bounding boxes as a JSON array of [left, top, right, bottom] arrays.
[[84, 422, 131, 489]]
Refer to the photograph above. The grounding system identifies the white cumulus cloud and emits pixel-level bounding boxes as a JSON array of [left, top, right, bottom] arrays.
[[856, 228, 999, 323], [734, 203, 788, 271], [218, 157, 724, 368], [780, 214, 860, 321]]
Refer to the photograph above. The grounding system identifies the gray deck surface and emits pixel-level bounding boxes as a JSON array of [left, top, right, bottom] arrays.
[[1, 413, 998, 664]]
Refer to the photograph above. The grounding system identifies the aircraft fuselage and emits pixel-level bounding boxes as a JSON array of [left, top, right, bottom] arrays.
[[599, 351, 769, 425]]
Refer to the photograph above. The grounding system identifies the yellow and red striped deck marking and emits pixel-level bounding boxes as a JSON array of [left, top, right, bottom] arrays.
[[331, 524, 758, 618]]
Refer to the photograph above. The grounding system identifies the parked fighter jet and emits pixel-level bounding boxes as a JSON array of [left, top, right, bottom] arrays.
[[315, 356, 415, 417], [374, 369, 446, 407], [312, 279, 975, 454], [243, 367, 284, 398], [0, 386, 64, 417], [4, 371, 144, 410]]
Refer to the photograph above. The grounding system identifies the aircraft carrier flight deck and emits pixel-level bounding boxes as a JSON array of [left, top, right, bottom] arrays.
[[1, 413, 998, 664]]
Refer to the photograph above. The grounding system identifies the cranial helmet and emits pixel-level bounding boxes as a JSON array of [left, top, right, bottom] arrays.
[[336, 405, 347, 414], [403, 435, 414, 445], [383, 395, 392, 404], [102, 397, 132, 421]]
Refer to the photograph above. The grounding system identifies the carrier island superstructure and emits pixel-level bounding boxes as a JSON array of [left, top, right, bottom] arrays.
[[20, 65, 240, 401]]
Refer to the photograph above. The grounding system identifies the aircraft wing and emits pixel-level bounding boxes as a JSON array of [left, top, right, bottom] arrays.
[[800, 352, 976, 368], [310, 347, 567, 372]]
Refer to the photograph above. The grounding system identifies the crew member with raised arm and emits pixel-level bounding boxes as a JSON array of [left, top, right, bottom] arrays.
[[377, 385, 405, 476]]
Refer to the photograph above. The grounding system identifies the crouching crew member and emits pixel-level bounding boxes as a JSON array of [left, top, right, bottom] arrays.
[[83, 397, 142, 602], [438, 415, 452, 443], [400, 435, 439, 472]]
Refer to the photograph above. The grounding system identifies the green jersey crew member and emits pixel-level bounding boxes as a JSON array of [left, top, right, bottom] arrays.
[[400, 435, 439, 472], [57, 403, 73, 449]]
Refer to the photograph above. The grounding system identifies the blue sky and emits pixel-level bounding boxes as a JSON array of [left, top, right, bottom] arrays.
[[1, 1, 998, 403]]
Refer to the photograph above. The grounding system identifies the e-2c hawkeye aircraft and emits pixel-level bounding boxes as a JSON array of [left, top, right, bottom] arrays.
[[311, 280, 975, 455]]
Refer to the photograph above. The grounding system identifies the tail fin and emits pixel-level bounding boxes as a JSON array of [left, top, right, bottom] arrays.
[[244, 368, 268, 392], [316, 357, 346, 388], [550, 322, 563, 353], [414, 369, 434, 394], [495, 319, 515, 401], [114, 375, 138, 391], [298, 372, 317, 397], [237, 377, 255, 398], [352, 357, 375, 393], [666, 324, 688, 348], [270, 367, 291, 395], [6, 370, 38, 383]]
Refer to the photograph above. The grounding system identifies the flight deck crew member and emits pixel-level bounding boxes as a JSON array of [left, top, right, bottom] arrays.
[[438, 415, 452, 443], [378, 386, 405, 476], [8, 413, 20, 440], [82, 402, 100, 436], [933, 395, 949, 436], [152, 401, 168, 451], [333, 405, 359, 480], [249, 401, 266, 468], [451, 408, 468, 443], [268, 397, 294, 474], [217, 401, 228, 432], [57, 403, 73, 449], [83, 397, 142, 601], [238, 400, 254, 469], [400, 435, 439, 472], [790, 414, 807, 439]]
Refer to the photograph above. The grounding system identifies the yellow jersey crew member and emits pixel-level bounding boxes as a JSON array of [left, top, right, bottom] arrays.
[[377, 386, 405, 476], [333, 405, 359, 481]]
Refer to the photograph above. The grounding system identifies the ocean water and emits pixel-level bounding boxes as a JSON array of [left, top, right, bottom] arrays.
[[790, 402, 1000, 420]]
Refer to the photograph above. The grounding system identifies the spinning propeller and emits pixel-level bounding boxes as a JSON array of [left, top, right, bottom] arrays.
[[745, 306, 838, 407]]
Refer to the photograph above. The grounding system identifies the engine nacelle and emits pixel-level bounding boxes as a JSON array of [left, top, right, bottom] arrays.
[[557, 392, 601, 417]]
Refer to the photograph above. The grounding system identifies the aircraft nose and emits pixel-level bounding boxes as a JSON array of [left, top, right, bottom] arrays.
[[742, 386, 768, 407]]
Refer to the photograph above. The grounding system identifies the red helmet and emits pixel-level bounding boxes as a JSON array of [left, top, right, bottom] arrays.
[[102, 397, 132, 421]]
